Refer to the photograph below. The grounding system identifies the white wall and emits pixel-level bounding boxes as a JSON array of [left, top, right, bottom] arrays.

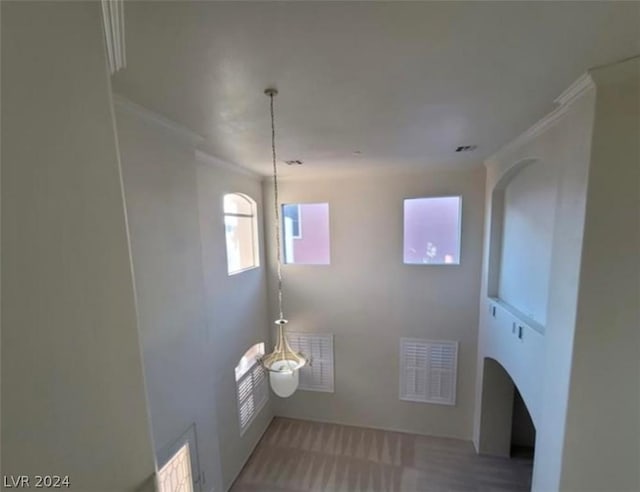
[[196, 152, 273, 491], [116, 106, 224, 492], [475, 57, 640, 492], [115, 100, 272, 492], [560, 57, 640, 492], [264, 167, 485, 439], [1, 3, 156, 490]]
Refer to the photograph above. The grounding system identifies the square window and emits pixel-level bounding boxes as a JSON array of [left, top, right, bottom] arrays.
[[403, 196, 461, 265], [283, 203, 330, 265]]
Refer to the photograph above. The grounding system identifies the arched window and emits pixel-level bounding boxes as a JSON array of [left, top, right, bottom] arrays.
[[223, 193, 259, 275], [235, 343, 267, 434]]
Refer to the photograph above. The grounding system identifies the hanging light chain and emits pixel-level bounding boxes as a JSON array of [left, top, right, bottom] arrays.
[[268, 89, 284, 320], [260, 88, 308, 378]]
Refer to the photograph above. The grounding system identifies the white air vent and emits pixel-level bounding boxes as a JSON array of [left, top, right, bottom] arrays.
[[287, 332, 334, 392], [399, 338, 458, 405]]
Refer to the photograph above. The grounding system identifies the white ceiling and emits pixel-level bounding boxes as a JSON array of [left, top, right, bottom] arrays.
[[113, 1, 639, 177]]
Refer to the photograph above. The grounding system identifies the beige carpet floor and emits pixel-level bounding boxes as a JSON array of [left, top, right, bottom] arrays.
[[231, 417, 533, 492]]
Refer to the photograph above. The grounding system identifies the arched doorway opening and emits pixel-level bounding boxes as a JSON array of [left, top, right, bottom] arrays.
[[477, 358, 534, 486]]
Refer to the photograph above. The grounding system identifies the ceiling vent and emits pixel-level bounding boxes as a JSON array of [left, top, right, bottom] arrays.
[[285, 159, 303, 166], [456, 145, 477, 152]]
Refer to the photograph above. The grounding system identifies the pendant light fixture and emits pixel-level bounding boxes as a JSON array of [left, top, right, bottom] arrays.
[[260, 88, 307, 398]]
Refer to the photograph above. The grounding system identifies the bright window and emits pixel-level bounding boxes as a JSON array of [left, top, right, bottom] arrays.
[[403, 196, 462, 265], [157, 443, 194, 492], [224, 193, 259, 275], [235, 343, 267, 434], [282, 203, 330, 265]]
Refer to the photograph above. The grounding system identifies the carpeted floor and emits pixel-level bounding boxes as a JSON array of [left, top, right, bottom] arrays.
[[230, 417, 533, 492]]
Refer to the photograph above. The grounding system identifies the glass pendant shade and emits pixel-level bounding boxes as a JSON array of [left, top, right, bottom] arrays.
[[269, 361, 300, 398]]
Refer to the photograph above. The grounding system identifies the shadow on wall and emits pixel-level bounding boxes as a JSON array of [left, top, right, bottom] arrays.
[[512, 388, 536, 459]]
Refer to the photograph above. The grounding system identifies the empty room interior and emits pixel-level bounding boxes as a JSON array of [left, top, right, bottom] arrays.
[[2, 1, 640, 491]]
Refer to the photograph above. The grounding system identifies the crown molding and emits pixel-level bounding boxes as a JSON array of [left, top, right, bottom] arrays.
[[101, 0, 126, 74], [487, 72, 595, 166], [554, 72, 595, 107], [113, 94, 206, 146], [113, 94, 260, 179]]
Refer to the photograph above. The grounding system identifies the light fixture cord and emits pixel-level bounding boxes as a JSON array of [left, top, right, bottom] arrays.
[[269, 91, 284, 320]]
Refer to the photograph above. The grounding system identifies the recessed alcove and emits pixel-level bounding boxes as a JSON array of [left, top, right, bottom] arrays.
[[487, 157, 559, 333]]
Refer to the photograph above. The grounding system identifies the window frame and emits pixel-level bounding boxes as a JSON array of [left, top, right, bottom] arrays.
[[282, 203, 302, 239], [223, 193, 260, 276], [402, 195, 463, 266]]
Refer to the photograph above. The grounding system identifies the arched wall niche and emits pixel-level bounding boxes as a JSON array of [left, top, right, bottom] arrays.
[[487, 157, 539, 299], [487, 157, 555, 331]]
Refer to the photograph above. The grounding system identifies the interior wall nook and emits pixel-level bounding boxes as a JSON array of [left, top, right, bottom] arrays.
[[497, 158, 558, 327], [475, 77, 597, 491], [476, 58, 639, 492], [487, 159, 539, 305]]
